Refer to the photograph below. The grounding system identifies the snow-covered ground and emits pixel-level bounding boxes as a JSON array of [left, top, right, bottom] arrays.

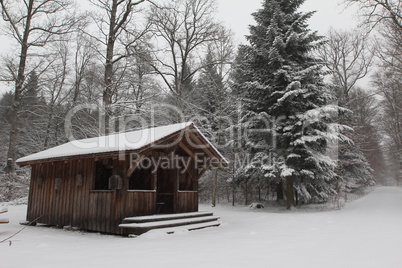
[[1, 186, 401, 268]]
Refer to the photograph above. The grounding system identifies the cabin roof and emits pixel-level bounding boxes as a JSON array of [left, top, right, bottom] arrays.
[[16, 122, 228, 167]]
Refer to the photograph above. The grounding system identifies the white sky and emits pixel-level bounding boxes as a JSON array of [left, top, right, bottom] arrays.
[[217, 0, 359, 44], [0, 0, 358, 95]]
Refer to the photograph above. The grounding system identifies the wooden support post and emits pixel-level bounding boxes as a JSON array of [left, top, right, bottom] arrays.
[[179, 141, 196, 159]]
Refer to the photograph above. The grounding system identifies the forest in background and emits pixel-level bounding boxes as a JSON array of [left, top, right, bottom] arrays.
[[0, 0, 400, 208]]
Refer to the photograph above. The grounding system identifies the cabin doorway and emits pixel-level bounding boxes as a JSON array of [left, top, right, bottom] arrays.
[[156, 167, 175, 214]]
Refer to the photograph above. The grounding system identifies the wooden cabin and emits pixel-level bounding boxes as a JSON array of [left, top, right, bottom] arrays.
[[17, 122, 228, 235]]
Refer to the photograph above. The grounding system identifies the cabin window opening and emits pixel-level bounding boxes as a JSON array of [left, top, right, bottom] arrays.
[[129, 166, 154, 190], [94, 159, 113, 190]]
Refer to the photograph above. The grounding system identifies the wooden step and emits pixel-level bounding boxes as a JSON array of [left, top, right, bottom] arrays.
[[0, 207, 8, 224], [186, 220, 221, 231], [140, 221, 221, 235], [122, 211, 214, 224], [119, 216, 220, 235], [0, 218, 9, 224]]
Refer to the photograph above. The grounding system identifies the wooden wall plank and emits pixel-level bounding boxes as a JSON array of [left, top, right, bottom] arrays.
[[106, 191, 112, 233], [125, 191, 156, 217], [177, 191, 198, 213], [60, 161, 67, 226], [26, 164, 36, 222], [80, 159, 88, 230], [36, 164, 43, 222], [54, 162, 62, 226], [36, 164, 42, 220], [44, 162, 52, 224], [72, 159, 80, 227], [65, 160, 74, 226]]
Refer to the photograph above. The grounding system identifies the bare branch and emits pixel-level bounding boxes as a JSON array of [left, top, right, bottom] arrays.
[[316, 28, 374, 100]]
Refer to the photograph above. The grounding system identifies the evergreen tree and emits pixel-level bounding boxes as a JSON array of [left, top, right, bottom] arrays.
[[232, 0, 343, 208], [344, 88, 380, 187], [316, 28, 377, 192], [18, 72, 48, 157], [0, 92, 14, 170], [21, 71, 39, 105], [194, 50, 226, 129], [193, 48, 233, 206]]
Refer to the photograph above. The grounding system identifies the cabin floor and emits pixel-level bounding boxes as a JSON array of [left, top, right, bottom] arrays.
[[119, 211, 220, 236]]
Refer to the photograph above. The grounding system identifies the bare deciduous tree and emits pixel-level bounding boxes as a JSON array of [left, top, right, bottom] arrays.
[[344, 0, 402, 31], [41, 42, 73, 149], [375, 23, 402, 74], [344, 0, 402, 183], [87, 0, 152, 134], [148, 0, 224, 116], [0, 0, 84, 173], [70, 32, 98, 106], [317, 28, 374, 102], [373, 70, 402, 183], [317, 28, 376, 192]]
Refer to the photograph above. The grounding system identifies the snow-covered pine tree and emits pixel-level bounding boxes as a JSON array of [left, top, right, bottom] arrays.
[[335, 88, 378, 190], [194, 49, 226, 126], [193, 48, 230, 206], [232, 0, 343, 208]]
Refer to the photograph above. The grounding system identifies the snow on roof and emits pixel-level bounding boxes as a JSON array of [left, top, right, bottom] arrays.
[[17, 122, 226, 165]]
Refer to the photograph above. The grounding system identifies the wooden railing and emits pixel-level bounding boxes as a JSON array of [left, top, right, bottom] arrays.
[[125, 190, 156, 217], [88, 191, 114, 233], [176, 191, 198, 213]]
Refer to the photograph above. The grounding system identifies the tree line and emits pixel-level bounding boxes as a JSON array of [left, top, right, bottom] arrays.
[[0, 0, 400, 208]]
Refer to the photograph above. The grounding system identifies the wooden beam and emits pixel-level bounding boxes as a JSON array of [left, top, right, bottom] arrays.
[[179, 141, 196, 159], [188, 132, 227, 169], [188, 132, 215, 158]]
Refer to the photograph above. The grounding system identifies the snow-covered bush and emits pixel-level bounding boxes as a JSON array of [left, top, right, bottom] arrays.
[[0, 173, 30, 202]]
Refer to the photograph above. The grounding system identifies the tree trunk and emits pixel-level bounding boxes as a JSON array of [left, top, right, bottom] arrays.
[[101, 0, 118, 136], [286, 175, 295, 209], [5, 1, 34, 174], [231, 170, 236, 206], [43, 107, 54, 149], [244, 181, 248, 205], [5, 107, 19, 173], [211, 169, 218, 207], [276, 181, 284, 201]]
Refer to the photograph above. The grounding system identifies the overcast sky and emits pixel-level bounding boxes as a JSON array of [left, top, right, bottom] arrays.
[[218, 0, 358, 43], [0, 0, 358, 95]]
